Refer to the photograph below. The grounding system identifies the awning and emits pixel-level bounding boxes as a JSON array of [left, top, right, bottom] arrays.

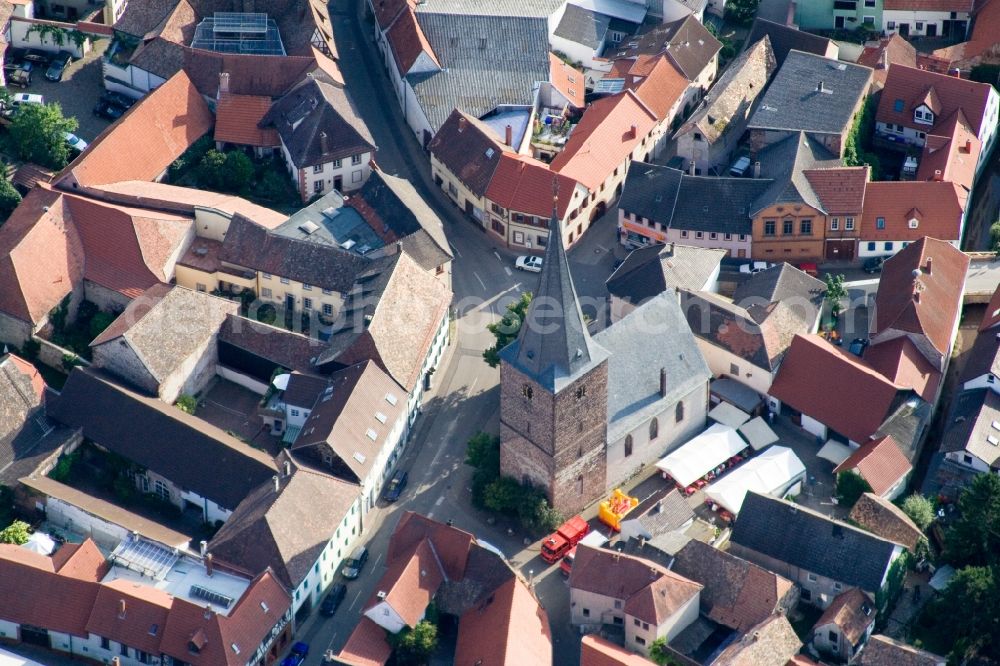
[[708, 402, 751, 429], [817, 440, 853, 466], [281, 425, 302, 445], [21, 532, 56, 555], [656, 424, 748, 487], [710, 377, 763, 413], [739, 416, 779, 451], [704, 446, 806, 514]]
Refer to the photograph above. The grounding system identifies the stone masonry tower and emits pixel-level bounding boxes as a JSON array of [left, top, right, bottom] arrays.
[[499, 202, 609, 517]]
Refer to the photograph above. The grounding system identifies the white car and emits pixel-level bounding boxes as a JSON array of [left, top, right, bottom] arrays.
[[64, 132, 88, 153], [739, 261, 772, 275], [515, 255, 543, 273]]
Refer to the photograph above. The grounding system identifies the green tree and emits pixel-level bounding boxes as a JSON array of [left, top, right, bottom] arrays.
[[89, 311, 115, 340], [649, 637, 682, 666], [10, 103, 78, 169], [843, 97, 882, 180], [918, 565, 1000, 662], [483, 292, 532, 367], [836, 471, 871, 508], [0, 173, 21, 221], [945, 473, 1000, 567], [197, 149, 227, 189], [724, 0, 760, 25], [389, 620, 438, 665], [221, 151, 254, 192], [901, 493, 935, 532], [175, 395, 198, 415], [0, 519, 31, 545], [824, 273, 848, 317], [990, 221, 1000, 253]]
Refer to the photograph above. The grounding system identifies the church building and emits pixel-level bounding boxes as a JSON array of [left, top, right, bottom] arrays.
[[499, 210, 711, 516]]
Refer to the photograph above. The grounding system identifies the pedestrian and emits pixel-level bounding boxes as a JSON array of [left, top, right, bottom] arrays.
[[768, 410, 775, 425]]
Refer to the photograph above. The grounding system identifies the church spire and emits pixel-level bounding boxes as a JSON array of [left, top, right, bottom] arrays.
[[503, 179, 606, 392]]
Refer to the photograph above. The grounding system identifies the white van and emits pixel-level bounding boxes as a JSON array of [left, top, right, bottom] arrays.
[[11, 93, 44, 107]]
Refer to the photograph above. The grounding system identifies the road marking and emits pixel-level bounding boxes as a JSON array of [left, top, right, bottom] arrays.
[[504, 267, 512, 276], [473, 271, 487, 291], [449, 242, 462, 258], [493, 251, 502, 261], [348, 589, 364, 611], [372, 552, 383, 569]]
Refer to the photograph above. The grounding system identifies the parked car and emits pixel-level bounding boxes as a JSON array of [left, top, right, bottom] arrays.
[[101, 91, 136, 109], [729, 155, 751, 177], [383, 470, 408, 503], [848, 338, 869, 356], [796, 262, 819, 277], [22, 49, 50, 65], [738, 261, 772, 275], [7, 67, 30, 89], [515, 255, 543, 273], [45, 51, 72, 81], [64, 132, 88, 153], [863, 256, 885, 274], [93, 98, 127, 120], [320, 583, 347, 616], [341, 545, 368, 579], [11, 93, 44, 108], [280, 642, 310, 666]]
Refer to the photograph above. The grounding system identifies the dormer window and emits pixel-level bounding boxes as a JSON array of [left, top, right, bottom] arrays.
[[909, 218, 919, 229], [914, 106, 934, 125]]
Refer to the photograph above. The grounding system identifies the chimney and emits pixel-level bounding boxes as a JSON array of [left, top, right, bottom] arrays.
[[753, 161, 761, 178], [689, 160, 696, 176], [925, 256, 933, 275], [914, 290, 921, 304], [118, 599, 126, 618], [951, 67, 962, 78], [273, 474, 280, 493], [396, 240, 403, 254], [205, 553, 214, 577], [505, 124, 513, 146], [659, 367, 667, 397], [200, 540, 207, 557], [458, 116, 467, 132], [817, 80, 825, 93], [880, 49, 887, 69], [283, 460, 291, 477], [933, 169, 943, 181], [112, 659, 121, 666], [964, 139, 972, 153], [218, 72, 230, 96], [203, 605, 212, 620], [629, 124, 637, 139]]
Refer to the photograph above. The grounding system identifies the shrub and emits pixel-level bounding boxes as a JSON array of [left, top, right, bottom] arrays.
[[0, 520, 31, 545], [836, 471, 872, 508], [19, 338, 40, 361], [901, 493, 935, 532], [89, 312, 115, 340], [0, 175, 21, 221], [175, 394, 198, 415]]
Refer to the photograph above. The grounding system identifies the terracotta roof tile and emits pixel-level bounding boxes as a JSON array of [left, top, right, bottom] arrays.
[[914, 109, 981, 191], [486, 153, 579, 218], [769, 335, 906, 443], [549, 53, 585, 108], [862, 336, 941, 402], [215, 93, 280, 147], [183, 50, 319, 98], [365, 539, 445, 628], [713, 614, 802, 666], [859, 634, 946, 666], [52, 539, 109, 581], [834, 435, 912, 496], [4, 352, 45, 401], [858, 34, 917, 89], [802, 167, 868, 214], [877, 65, 993, 137], [373, 0, 412, 30], [623, 55, 689, 122], [337, 617, 393, 666], [454, 577, 552, 666], [580, 635, 653, 666], [942, 0, 1000, 63], [813, 588, 875, 644], [871, 237, 970, 362], [849, 493, 925, 551], [86, 579, 173, 655], [550, 91, 658, 190], [428, 109, 509, 198], [386, 7, 439, 74], [861, 181, 967, 243], [57, 70, 213, 189], [387, 512, 475, 582]]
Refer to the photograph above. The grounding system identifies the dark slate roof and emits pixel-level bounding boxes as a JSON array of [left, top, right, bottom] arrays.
[[220, 214, 371, 293], [410, 13, 550, 132], [754, 0, 795, 25], [262, 74, 376, 169], [939, 388, 1000, 466], [208, 457, 359, 590], [732, 262, 825, 312], [218, 314, 330, 375], [671, 176, 771, 235], [958, 327, 1000, 385], [595, 292, 711, 440], [614, 15, 722, 81], [428, 110, 507, 199], [606, 242, 726, 305], [501, 220, 609, 393], [554, 3, 610, 50], [874, 394, 932, 464], [629, 488, 694, 536], [731, 492, 899, 593], [681, 290, 772, 371], [49, 369, 277, 510], [745, 18, 836, 66], [618, 162, 683, 225], [129, 37, 186, 80], [751, 132, 841, 215], [748, 50, 872, 134], [113, 0, 177, 38]]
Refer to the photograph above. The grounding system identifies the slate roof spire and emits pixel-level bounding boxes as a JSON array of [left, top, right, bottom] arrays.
[[502, 180, 608, 392]]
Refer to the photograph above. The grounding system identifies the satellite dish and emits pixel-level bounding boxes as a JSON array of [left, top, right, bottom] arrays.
[[272, 374, 290, 391]]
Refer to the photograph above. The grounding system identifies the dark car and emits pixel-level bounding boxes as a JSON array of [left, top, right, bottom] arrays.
[[849, 338, 869, 357], [863, 256, 885, 274], [383, 470, 408, 503], [93, 99, 126, 120], [101, 91, 136, 109], [23, 49, 50, 65], [45, 51, 72, 81], [341, 545, 368, 579], [280, 642, 309, 666], [320, 583, 347, 616]]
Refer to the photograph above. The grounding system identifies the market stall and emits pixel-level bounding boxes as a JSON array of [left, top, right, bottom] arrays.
[[703, 446, 806, 514], [655, 424, 749, 488]]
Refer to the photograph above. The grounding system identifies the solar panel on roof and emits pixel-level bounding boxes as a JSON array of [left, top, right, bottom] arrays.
[[190, 583, 234, 609]]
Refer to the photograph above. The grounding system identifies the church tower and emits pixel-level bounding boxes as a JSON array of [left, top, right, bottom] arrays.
[[498, 200, 609, 517]]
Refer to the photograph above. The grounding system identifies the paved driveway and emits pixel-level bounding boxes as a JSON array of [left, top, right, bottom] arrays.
[[18, 39, 113, 142]]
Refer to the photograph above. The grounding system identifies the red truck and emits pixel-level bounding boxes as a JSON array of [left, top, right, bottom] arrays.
[[559, 531, 610, 575], [540, 515, 589, 564]]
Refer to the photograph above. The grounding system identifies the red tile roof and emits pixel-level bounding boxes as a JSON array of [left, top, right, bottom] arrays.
[[803, 167, 868, 214], [623, 55, 689, 121], [858, 35, 917, 89], [387, 512, 475, 582], [945, 0, 1000, 63], [57, 70, 214, 189], [581, 634, 653, 666], [52, 539, 109, 581], [87, 578, 173, 656], [551, 91, 658, 190], [549, 53, 585, 109], [769, 335, 906, 443], [4, 353, 45, 400], [876, 65, 994, 137], [486, 153, 579, 218], [861, 181, 967, 243], [215, 93, 280, 148], [863, 336, 941, 401], [813, 588, 875, 644], [834, 435, 913, 496], [386, 7, 438, 75], [915, 110, 981, 191], [454, 577, 553, 666], [365, 539, 445, 628], [872, 237, 970, 362], [373, 0, 412, 30], [428, 109, 509, 198], [337, 617, 393, 666]]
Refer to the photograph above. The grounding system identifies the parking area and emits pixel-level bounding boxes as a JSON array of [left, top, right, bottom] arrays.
[[9, 39, 115, 142]]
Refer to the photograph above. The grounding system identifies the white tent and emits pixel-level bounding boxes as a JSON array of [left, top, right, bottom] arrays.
[[21, 532, 55, 555], [738, 416, 779, 451], [817, 440, 853, 466], [708, 402, 751, 429], [656, 424, 748, 487], [704, 446, 807, 514]]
